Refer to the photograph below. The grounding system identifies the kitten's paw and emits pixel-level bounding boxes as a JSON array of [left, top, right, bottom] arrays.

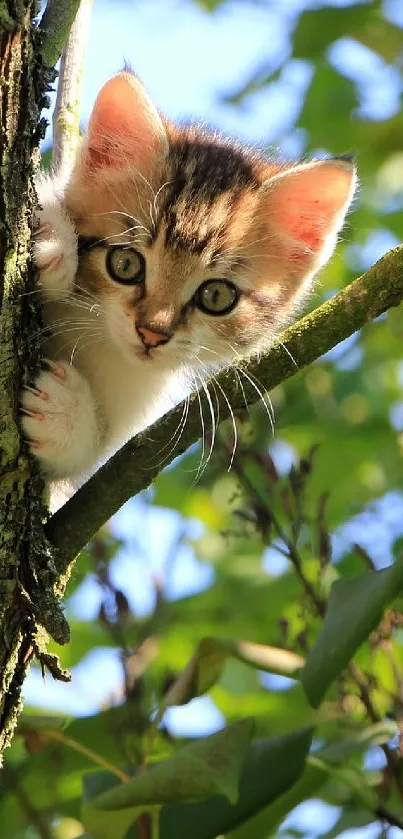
[[21, 361, 100, 478], [33, 175, 78, 299]]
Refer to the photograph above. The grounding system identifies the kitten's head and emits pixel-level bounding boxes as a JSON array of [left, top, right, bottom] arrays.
[[65, 71, 356, 372]]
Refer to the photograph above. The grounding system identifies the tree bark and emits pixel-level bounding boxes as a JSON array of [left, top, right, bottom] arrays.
[[0, 1, 70, 761]]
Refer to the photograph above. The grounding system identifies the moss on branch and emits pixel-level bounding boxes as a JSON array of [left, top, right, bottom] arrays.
[[39, 0, 81, 67], [46, 244, 403, 570]]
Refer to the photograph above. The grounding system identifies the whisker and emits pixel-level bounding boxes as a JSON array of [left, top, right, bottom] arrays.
[[273, 337, 299, 370], [193, 370, 217, 480], [192, 354, 237, 472], [147, 395, 190, 466], [238, 366, 275, 436], [191, 371, 207, 481]]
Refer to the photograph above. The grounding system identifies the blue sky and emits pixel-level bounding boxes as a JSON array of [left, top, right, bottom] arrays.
[[25, 2, 403, 836]]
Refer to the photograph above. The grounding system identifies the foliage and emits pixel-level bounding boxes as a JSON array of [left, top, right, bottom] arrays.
[[2, 1, 403, 838]]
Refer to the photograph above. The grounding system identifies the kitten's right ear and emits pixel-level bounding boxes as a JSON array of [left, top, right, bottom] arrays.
[[82, 72, 168, 174]]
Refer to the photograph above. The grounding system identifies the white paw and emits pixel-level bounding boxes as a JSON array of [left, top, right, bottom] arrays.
[[21, 360, 100, 478], [33, 174, 78, 300]]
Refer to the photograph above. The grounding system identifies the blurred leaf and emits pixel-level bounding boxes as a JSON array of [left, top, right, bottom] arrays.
[[83, 719, 254, 838], [292, 3, 379, 59], [40, 145, 52, 170], [300, 64, 359, 152], [165, 637, 304, 707], [84, 727, 312, 839], [302, 557, 403, 707], [309, 757, 375, 809], [228, 721, 395, 839], [224, 67, 282, 107], [193, 0, 224, 9]]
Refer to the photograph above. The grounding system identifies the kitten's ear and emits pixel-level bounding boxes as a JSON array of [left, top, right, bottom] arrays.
[[262, 158, 356, 276], [83, 71, 168, 173]]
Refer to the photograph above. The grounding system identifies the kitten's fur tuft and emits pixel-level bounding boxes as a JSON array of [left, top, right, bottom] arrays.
[[23, 71, 356, 485]]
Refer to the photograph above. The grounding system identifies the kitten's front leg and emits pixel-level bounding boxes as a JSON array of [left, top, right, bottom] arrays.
[[33, 174, 78, 299], [23, 177, 101, 477], [21, 360, 100, 478]]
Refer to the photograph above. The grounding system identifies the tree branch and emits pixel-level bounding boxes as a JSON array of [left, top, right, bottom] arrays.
[[45, 244, 403, 571], [39, 0, 82, 68], [52, 0, 93, 172]]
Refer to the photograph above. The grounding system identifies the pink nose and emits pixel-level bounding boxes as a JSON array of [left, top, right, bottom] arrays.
[[136, 325, 170, 348]]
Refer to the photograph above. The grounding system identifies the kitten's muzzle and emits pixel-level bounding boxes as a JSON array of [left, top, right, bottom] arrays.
[[136, 324, 172, 349]]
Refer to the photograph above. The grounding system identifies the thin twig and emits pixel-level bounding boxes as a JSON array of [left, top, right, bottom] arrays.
[[137, 814, 151, 839], [375, 805, 403, 831], [43, 729, 129, 783], [348, 662, 403, 799], [52, 0, 93, 172], [40, 0, 82, 68], [230, 453, 325, 613]]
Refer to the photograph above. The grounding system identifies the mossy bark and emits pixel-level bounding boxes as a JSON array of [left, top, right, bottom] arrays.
[[0, 1, 69, 760]]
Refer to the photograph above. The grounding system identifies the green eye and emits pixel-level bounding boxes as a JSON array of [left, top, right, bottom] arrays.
[[194, 279, 239, 316], [106, 246, 145, 285]]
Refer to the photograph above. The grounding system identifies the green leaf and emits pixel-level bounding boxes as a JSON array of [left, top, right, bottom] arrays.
[[83, 719, 254, 839], [83, 727, 312, 839], [292, 4, 378, 59], [193, 0, 224, 9], [308, 757, 375, 809], [318, 720, 398, 763], [227, 721, 395, 839], [299, 64, 359, 153], [301, 556, 403, 707], [165, 637, 304, 707]]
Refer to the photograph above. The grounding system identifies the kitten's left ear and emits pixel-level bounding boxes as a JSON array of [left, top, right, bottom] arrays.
[[82, 71, 168, 174], [261, 158, 357, 276]]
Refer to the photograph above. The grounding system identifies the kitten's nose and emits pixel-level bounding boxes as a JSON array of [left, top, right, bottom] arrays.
[[136, 324, 171, 349]]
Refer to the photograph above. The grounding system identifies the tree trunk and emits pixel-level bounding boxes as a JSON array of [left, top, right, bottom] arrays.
[[0, 1, 68, 761]]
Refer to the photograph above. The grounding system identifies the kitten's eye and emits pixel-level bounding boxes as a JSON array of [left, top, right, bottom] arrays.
[[106, 246, 145, 285], [194, 279, 239, 316]]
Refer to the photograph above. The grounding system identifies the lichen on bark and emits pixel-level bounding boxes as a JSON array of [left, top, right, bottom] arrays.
[[0, 1, 70, 759]]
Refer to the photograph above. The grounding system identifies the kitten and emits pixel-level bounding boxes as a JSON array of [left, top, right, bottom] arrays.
[[22, 71, 356, 481]]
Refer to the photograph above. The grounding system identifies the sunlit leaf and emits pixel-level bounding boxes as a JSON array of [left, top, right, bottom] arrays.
[[83, 719, 254, 838], [301, 557, 403, 707], [83, 727, 312, 839], [165, 637, 304, 707], [292, 4, 379, 59]]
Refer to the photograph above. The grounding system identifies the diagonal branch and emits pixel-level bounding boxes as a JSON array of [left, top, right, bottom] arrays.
[[45, 244, 403, 571]]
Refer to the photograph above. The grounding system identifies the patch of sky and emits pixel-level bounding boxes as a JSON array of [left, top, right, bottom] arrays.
[[234, 60, 313, 146], [262, 546, 288, 576], [24, 648, 124, 716], [330, 828, 384, 839], [363, 745, 387, 771], [164, 695, 225, 737], [43, 0, 297, 147], [384, 0, 403, 27], [389, 401, 403, 431], [331, 490, 403, 568], [346, 229, 400, 272], [260, 672, 297, 692], [281, 799, 340, 836], [328, 37, 402, 120], [319, 332, 359, 365], [270, 438, 297, 475], [109, 497, 212, 607]]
